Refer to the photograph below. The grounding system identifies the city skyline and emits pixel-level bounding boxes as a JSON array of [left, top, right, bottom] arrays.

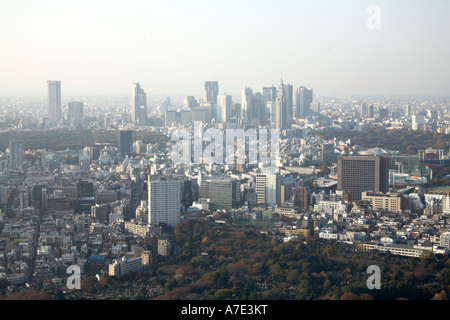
[[1, 0, 450, 98]]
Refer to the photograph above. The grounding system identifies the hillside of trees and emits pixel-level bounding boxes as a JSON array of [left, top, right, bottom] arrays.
[[56, 220, 450, 301], [319, 128, 449, 155], [0, 129, 169, 151]]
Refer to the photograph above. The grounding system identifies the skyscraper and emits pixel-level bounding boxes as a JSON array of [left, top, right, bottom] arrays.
[[296, 86, 313, 119], [148, 178, 180, 227], [275, 79, 288, 130], [204, 81, 219, 104], [77, 181, 95, 214], [217, 94, 232, 123], [47, 80, 61, 123], [68, 101, 84, 122], [119, 130, 133, 158], [283, 83, 293, 120], [337, 155, 389, 201], [242, 87, 253, 124], [8, 140, 23, 169], [131, 82, 147, 124], [262, 85, 276, 102]]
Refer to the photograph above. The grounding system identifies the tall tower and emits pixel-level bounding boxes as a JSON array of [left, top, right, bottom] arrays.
[[47, 80, 61, 123], [275, 79, 288, 130], [131, 82, 147, 125], [204, 81, 219, 104], [8, 140, 24, 169], [148, 178, 181, 227], [217, 94, 232, 123], [296, 86, 313, 119], [241, 87, 253, 124], [283, 83, 293, 120]]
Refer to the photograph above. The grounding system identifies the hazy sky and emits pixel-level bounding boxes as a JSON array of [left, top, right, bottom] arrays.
[[1, 0, 449, 99]]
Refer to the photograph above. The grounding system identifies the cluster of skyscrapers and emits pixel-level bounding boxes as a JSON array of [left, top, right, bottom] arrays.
[[164, 79, 316, 130]]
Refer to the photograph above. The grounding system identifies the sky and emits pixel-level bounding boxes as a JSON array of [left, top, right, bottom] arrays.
[[0, 0, 449, 99]]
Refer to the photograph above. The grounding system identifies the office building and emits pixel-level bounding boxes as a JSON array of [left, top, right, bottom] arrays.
[[310, 102, 320, 115], [184, 96, 199, 109], [204, 81, 219, 104], [68, 101, 84, 122], [119, 130, 133, 158], [47, 80, 61, 122], [209, 178, 241, 210], [321, 143, 336, 163], [77, 181, 95, 214], [242, 87, 254, 124], [131, 82, 147, 124], [263, 85, 276, 102], [256, 173, 281, 206], [296, 86, 313, 119], [412, 114, 425, 131], [361, 191, 404, 213], [337, 155, 389, 201], [275, 79, 288, 130], [8, 140, 23, 169], [148, 178, 180, 227], [217, 94, 232, 123], [283, 83, 293, 120], [294, 181, 310, 211]]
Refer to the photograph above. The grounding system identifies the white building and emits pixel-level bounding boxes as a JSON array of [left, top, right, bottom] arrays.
[[148, 179, 180, 227], [319, 228, 339, 240], [108, 256, 143, 276], [256, 173, 280, 206], [314, 201, 347, 217], [217, 94, 232, 123]]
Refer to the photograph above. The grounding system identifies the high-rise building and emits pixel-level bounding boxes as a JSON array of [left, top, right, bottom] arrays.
[[242, 87, 253, 124], [184, 96, 199, 109], [379, 107, 389, 120], [77, 181, 95, 213], [411, 114, 425, 131], [360, 103, 368, 118], [294, 181, 310, 211], [209, 178, 241, 210], [310, 102, 320, 115], [47, 80, 61, 122], [217, 94, 232, 123], [8, 140, 23, 169], [275, 79, 289, 130], [368, 104, 375, 118], [405, 104, 412, 117], [256, 173, 281, 206], [283, 83, 293, 120], [148, 178, 180, 227], [321, 143, 336, 163], [337, 155, 389, 201], [263, 85, 276, 102], [68, 101, 84, 122], [204, 81, 219, 104], [119, 130, 133, 158], [131, 82, 147, 124], [296, 86, 313, 119]]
